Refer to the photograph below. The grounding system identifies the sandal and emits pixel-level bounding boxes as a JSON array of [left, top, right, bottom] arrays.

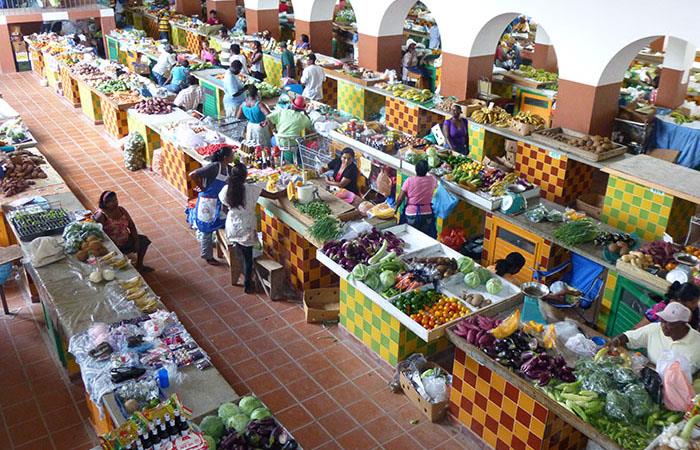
[[206, 258, 221, 266]]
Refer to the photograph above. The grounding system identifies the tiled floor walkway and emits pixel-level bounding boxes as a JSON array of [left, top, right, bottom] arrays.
[[0, 72, 486, 450]]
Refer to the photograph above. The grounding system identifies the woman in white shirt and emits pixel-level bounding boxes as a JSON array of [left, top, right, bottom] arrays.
[[219, 163, 284, 293], [152, 45, 176, 86]]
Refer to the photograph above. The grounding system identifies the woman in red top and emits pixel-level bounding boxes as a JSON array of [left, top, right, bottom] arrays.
[[94, 191, 153, 273]]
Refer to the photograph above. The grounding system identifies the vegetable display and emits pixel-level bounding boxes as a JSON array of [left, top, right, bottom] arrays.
[[392, 289, 469, 330], [321, 228, 404, 271], [0, 149, 48, 196], [133, 98, 173, 115], [553, 219, 599, 246], [308, 215, 341, 242], [293, 200, 331, 220], [96, 79, 131, 94]]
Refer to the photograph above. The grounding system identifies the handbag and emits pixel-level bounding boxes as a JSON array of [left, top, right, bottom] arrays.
[[431, 181, 458, 219]]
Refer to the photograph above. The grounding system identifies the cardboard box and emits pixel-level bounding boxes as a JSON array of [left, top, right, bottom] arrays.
[[399, 362, 449, 422], [509, 121, 540, 136], [303, 288, 339, 323], [12, 41, 28, 54]]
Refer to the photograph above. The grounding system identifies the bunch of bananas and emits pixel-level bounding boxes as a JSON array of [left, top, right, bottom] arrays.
[[511, 111, 546, 128], [100, 251, 129, 270], [119, 276, 159, 313], [471, 106, 511, 127], [489, 172, 519, 196], [388, 84, 433, 103], [517, 65, 558, 83], [670, 110, 695, 125]]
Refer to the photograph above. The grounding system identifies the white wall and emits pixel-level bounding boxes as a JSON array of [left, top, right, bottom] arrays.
[[246, 0, 700, 87]]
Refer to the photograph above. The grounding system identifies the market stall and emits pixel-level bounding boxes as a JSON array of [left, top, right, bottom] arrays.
[[127, 106, 193, 166]]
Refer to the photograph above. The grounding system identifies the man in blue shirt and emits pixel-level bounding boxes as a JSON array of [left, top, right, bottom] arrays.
[[428, 24, 441, 50], [224, 60, 247, 116], [165, 59, 190, 93]]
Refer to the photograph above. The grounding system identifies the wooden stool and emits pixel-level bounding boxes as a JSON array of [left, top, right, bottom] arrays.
[[254, 258, 285, 301], [0, 245, 23, 314], [405, 71, 427, 89], [215, 229, 242, 286]]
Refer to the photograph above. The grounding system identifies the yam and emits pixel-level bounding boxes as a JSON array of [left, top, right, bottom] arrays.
[[76, 249, 89, 262], [88, 241, 103, 252], [93, 246, 108, 257]]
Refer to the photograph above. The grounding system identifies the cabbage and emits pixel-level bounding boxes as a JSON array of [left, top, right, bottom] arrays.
[[203, 434, 217, 450], [427, 147, 438, 157], [238, 396, 263, 416], [200, 416, 225, 440], [250, 407, 272, 420], [217, 402, 240, 421], [464, 272, 481, 288], [364, 272, 381, 292], [486, 278, 502, 295], [476, 267, 492, 284], [380, 271, 396, 290], [457, 257, 475, 274], [226, 412, 251, 433]]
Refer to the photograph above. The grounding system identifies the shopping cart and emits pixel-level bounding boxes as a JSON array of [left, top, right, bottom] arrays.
[[297, 134, 334, 172]]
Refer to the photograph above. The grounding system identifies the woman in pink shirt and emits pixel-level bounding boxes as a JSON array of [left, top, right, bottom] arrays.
[[395, 159, 438, 238], [200, 41, 219, 66]]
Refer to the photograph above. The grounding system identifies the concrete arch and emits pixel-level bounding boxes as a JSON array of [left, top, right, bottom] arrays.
[[294, 0, 335, 22]]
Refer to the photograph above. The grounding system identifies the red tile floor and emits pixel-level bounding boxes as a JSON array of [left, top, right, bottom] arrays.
[[0, 73, 489, 450]]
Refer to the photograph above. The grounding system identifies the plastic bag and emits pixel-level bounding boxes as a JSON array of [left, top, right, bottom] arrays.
[[663, 360, 694, 411], [624, 383, 652, 418], [122, 132, 146, 171], [376, 168, 393, 198], [431, 181, 458, 219], [440, 228, 466, 250], [605, 390, 631, 421], [657, 350, 692, 381], [422, 371, 449, 403], [390, 353, 427, 393], [640, 366, 663, 404], [564, 333, 597, 357], [553, 319, 579, 344]]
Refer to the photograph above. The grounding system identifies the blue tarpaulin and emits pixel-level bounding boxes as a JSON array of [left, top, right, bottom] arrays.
[[651, 116, 700, 169]]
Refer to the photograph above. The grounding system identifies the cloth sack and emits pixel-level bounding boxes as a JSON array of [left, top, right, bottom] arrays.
[[29, 236, 65, 267]]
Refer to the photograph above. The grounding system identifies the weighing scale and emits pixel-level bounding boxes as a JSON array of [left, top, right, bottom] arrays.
[[500, 190, 527, 215], [520, 282, 549, 324]]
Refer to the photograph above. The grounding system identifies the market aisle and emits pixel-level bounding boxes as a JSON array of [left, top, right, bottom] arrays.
[[0, 72, 485, 450]]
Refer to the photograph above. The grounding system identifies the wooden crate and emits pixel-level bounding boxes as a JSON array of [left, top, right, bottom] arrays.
[[530, 127, 627, 162]]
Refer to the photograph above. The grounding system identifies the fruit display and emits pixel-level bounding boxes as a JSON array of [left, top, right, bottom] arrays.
[[391, 289, 469, 330], [446, 160, 485, 189], [0, 149, 48, 196], [133, 98, 173, 115], [96, 79, 131, 94], [470, 106, 512, 127], [74, 235, 109, 262], [670, 109, 699, 125], [435, 96, 458, 113], [511, 111, 546, 128], [383, 83, 434, 104], [251, 81, 281, 99], [488, 172, 519, 196], [189, 62, 213, 71], [536, 129, 618, 154], [100, 250, 130, 269], [118, 276, 159, 313], [515, 65, 558, 84], [619, 251, 653, 269]]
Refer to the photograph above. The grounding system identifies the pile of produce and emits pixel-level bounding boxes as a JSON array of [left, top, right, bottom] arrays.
[[133, 98, 173, 115], [537, 129, 618, 154], [511, 111, 546, 128], [594, 231, 635, 248], [252, 81, 281, 99], [391, 290, 469, 329], [189, 62, 213, 71], [117, 276, 158, 312], [403, 256, 458, 283], [470, 106, 511, 127], [62, 221, 105, 253], [109, 92, 142, 104], [640, 240, 683, 267], [200, 396, 297, 450], [447, 160, 484, 189], [435, 96, 458, 113], [96, 79, 131, 94], [487, 172, 519, 196], [0, 150, 47, 196], [308, 215, 341, 242], [123, 132, 146, 171], [0, 118, 29, 144], [461, 292, 492, 308], [72, 64, 102, 78], [348, 245, 405, 293], [293, 200, 330, 220], [619, 251, 654, 269], [74, 234, 109, 262], [515, 65, 558, 84], [321, 228, 404, 271], [384, 84, 433, 103], [670, 109, 700, 125], [553, 219, 599, 246], [195, 143, 231, 157]]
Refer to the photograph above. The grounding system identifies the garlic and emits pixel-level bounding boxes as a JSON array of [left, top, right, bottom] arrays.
[[89, 270, 103, 283], [102, 269, 115, 281]]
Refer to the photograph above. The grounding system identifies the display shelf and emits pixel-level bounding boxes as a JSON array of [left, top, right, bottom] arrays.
[[99, 94, 140, 140], [77, 80, 103, 125], [126, 108, 192, 165], [59, 65, 81, 108]]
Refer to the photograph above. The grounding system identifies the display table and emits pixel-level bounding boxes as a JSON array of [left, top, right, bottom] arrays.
[[59, 65, 81, 108], [77, 79, 103, 124], [651, 115, 700, 169], [127, 108, 193, 165], [192, 68, 226, 119]]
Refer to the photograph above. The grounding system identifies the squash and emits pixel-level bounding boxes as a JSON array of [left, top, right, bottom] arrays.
[[286, 182, 296, 201]]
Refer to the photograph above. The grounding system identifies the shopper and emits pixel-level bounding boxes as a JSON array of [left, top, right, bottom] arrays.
[[278, 42, 296, 79], [229, 44, 248, 75], [165, 59, 190, 93], [173, 75, 204, 112], [323, 147, 359, 195], [236, 86, 271, 147], [188, 146, 234, 265], [219, 162, 284, 293], [428, 23, 441, 50], [94, 191, 153, 273], [300, 53, 325, 101], [296, 34, 310, 51], [200, 41, 219, 66], [223, 60, 247, 117], [488, 252, 526, 282], [395, 160, 438, 238], [231, 7, 247, 33], [639, 282, 700, 330], [442, 105, 468, 154], [152, 45, 176, 86], [267, 95, 313, 162], [249, 41, 266, 81], [206, 9, 221, 25], [610, 302, 700, 373]]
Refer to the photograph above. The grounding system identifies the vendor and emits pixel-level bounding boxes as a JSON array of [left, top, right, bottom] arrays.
[[249, 41, 265, 81], [428, 24, 441, 50], [173, 75, 204, 112], [639, 282, 700, 330], [278, 42, 296, 79], [395, 160, 437, 238], [442, 105, 468, 154], [236, 85, 271, 147], [300, 53, 325, 101], [219, 162, 285, 293], [94, 191, 153, 273], [610, 303, 700, 373], [165, 59, 190, 94], [323, 147, 359, 195], [188, 146, 234, 265], [223, 60, 247, 117], [200, 41, 219, 66], [231, 7, 247, 34], [152, 45, 176, 86], [266, 96, 313, 162], [229, 44, 248, 75], [402, 41, 428, 85], [488, 252, 525, 282], [206, 10, 221, 25], [296, 34, 310, 52]]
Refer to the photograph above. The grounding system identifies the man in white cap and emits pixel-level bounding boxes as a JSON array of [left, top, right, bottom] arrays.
[[611, 302, 700, 373]]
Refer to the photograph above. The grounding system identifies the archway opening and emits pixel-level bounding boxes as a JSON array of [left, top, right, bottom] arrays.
[[332, 0, 358, 60], [398, 1, 440, 92]]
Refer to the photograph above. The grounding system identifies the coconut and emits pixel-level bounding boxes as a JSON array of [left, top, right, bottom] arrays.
[[76, 249, 89, 262]]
